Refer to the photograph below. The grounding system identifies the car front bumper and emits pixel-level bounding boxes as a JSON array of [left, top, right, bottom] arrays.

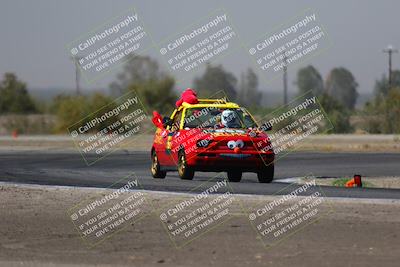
[[187, 151, 274, 172]]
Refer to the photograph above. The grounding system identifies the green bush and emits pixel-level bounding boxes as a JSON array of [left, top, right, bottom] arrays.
[[318, 93, 353, 133], [53, 93, 116, 134], [363, 87, 400, 134]]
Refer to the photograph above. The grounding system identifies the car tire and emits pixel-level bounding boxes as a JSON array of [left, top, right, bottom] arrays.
[[257, 164, 274, 183], [151, 150, 166, 179], [178, 150, 194, 180], [227, 171, 242, 182]]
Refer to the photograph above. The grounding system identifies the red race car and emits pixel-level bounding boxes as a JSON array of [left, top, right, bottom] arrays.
[[150, 98, 275, 183]]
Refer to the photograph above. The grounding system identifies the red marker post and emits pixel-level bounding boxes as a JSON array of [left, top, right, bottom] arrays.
[[354, 174, 362, 187]]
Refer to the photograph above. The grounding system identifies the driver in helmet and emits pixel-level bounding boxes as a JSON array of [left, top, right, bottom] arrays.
[[219, 110, 241, 128]]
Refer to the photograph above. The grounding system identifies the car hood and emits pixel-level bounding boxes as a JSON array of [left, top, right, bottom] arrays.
[[201, 128, 268, 139]]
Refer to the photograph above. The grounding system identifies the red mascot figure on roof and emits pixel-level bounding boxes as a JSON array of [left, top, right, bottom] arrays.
[[175, 88, 198, 107], [152, 88, 199, 129]]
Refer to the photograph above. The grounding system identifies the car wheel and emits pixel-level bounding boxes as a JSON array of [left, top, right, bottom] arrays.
[[257, 164, 274, 183], [227, 171, 242, 182], [178, 150, 194, 180], [151, 150, 166, 178]]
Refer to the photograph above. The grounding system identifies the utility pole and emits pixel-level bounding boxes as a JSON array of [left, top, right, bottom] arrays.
[[71, 56, 83, 95], [383, 45, 398, 89], [283, 52, 288, 105]]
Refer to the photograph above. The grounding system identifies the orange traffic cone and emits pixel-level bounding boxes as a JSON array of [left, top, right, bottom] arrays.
[[345, 175, 362, 187], [345, 178, 355, 187]]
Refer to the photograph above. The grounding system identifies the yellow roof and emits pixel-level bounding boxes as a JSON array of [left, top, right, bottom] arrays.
[[181, 99, 240, 109]]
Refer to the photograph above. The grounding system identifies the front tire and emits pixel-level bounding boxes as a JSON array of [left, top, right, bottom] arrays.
[[151, 150, 166, 179], [227, 171, 242, 182], [178, 151, 194, 180], [257, 164, 274, 183]]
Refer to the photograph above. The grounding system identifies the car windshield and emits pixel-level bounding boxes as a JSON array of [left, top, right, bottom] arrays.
[[183, 107, 258, 129]]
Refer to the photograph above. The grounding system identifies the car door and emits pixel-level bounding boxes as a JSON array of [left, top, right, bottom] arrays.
[[165, 108, 183, 166], [157, 108, 182, 166]]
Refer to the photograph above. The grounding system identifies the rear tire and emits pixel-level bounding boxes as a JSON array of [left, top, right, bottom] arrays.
[[227, 171, 242, 182], [151, 150, 166, 179], [178, 151, 194, 180], [257, 164, 274, 183]]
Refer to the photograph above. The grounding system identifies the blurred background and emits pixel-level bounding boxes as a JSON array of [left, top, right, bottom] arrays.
[[0, 0, 399, 135]]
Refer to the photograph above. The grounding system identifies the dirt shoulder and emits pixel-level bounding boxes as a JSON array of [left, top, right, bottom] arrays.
[[296, 176, 400, 189], [0, 134, 399, 152], [0, 183, 399, 267]]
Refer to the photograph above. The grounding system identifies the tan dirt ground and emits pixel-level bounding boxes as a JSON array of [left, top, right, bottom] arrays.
[[0, 183, 399, 267]]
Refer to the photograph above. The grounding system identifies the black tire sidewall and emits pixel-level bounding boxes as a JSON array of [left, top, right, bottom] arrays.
[[151, 150, 166, 178], [178, 150, 194, 180], [257, 164, 274, 183], [227, 171, 242, 182]]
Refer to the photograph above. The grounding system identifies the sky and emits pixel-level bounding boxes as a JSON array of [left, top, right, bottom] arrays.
[[1, 0, 399, 95]]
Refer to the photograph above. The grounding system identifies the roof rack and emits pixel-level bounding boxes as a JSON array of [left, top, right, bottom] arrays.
[[197, 98, 227, 104]]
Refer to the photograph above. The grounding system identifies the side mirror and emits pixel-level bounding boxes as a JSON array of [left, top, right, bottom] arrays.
[[259, 122, 272, 132], [162, 117, 173, 128]]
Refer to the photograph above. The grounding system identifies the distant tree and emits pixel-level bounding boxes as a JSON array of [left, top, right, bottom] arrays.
[[318, 93, 353, 133], [110, 54, 167, 96], [110, 54, 177, 115], [238, 73, 246, 104], [128, 77, 177, 115], [193, 64, 237, 100], [237, 68, 261, 107], [325, 67, 358, 110], [373, 70, 400, 97], [296, 65, 324, 96], [0, 73, 36, 114]]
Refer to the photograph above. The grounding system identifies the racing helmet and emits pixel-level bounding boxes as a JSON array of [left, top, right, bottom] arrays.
[[221, 110, 240, 128]]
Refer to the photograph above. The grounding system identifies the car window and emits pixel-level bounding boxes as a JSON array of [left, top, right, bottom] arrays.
[[183, 107, 257, 129]]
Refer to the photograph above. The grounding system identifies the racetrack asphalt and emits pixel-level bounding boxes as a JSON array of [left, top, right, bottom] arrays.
[[1, 151, 400, 199]]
